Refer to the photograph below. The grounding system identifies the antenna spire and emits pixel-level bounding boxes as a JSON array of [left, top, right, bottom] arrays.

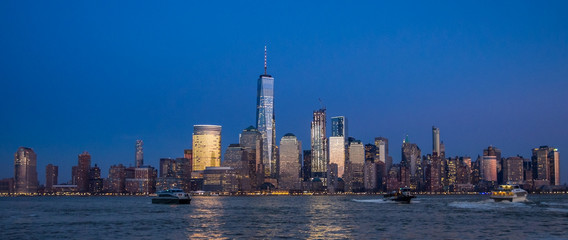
[[264, 45, 267, 75]]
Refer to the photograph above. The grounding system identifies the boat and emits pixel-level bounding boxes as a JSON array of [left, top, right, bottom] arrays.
[[152, 189, 191, 204], [383, 187, 416, 203], [490, 184, 528, 202]]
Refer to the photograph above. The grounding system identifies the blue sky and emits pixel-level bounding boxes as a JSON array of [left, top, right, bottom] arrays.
[[1, 1, 567, 184]]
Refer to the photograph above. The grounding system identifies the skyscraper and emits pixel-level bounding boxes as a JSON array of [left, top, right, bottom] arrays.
[[45, 164, 58, 192], [481, 146, 499, 182], [311, 108, 327, 182], [503, 156, 524, 184], [331, 116, 347, 137], [432, 126, 440, 156], [256, 46, 276, 178], [223, 144, 252, 191], [278, 133, 302, 190], [72, 151, 91, 192], [375, 137, 391, 170], [401, 138, 422, 189], [347, 138, 365, 192], [192, 125, 222, 172], [14, 147, 38, 194], [329, 116, 347, 178], [239, 126, 263, 188], [532, 146, 560, 185], [135, 140, 144, 167]]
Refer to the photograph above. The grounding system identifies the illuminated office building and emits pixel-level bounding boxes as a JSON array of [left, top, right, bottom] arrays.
[[347, 138, 365, 192], [532, 146, 560, 185], [311, 108, 327, 183], [331, 116, 347, 137], [279, 133, 302, 190], [329, 116, 347, 178], [375, 137, 391, 170], [14, 147, 38, 194], [503, 156, 524, 183], [256, 46, 277, 178], [481, 146, 499, 182], [239, 126, 263, 188], [192, 125, 222, 172]]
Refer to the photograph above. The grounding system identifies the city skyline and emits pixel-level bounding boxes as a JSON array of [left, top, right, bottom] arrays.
[[1, 2, 567, 184]]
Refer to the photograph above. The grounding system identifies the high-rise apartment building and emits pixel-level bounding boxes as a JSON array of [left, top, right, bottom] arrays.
[[72, 151, 91, 192], [532, 146, 560, 185], [135, 140, 144, 167], [256, 47, 276, 178], [14, 147, 38, 194], [311, 108, 327, 182], [278, 133, 302, 190], [45, 164, 58, 192], [106, 164, 126, 193], [192, 125, 222, 172]]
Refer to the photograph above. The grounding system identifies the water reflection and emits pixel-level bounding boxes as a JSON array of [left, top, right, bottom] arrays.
[[306, 197, 350, 239], [185, 197, 225, 239]]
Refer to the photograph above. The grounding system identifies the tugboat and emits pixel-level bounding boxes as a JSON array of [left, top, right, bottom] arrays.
[[490, 184, 528, 202], [152, 189, 191, 204], [384, 187, 416, 203]]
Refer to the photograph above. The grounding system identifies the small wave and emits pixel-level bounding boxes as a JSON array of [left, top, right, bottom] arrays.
[[546, 207, 568, 213], [448, 200, 528, 210], [541, 202, 568, 207], [352, 199, 389, 203]]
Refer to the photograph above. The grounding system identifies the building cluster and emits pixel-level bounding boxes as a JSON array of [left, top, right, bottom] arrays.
[[0, 48, 564, 195]]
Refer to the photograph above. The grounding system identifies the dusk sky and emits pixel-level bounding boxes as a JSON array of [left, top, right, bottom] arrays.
[[1, 1, 567, 184]]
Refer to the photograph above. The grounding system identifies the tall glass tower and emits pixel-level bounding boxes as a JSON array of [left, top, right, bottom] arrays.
[[256, 46, 276, 178], [192, 125, 222, 171], [311, 108, 327, 182], [329, 116, 347, 178]]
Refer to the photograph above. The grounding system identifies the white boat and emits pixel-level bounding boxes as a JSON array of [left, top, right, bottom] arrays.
[[490, 184, 528, 202], [152, 189, 191, 204]]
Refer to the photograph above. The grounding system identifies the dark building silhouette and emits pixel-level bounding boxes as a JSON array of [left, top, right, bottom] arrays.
[[45, 164, 58, 193], [73, 151, 91, 192]]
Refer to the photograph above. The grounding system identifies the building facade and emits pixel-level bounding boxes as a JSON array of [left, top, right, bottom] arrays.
[[192, 125, 222, 172], [256, 49, 277, 179], [45, 164, 58, 193], [532, 146, 560, 185], [135, 140, 144, 167], [14, 147, 38, 194], [278, 134, 302, 190], [311, 108, 328, 183]]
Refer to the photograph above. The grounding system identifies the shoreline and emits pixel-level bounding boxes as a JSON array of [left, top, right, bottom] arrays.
[[2, 191, 568, 197]]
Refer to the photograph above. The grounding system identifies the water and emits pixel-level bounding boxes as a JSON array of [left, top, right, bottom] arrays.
[[1, 195, 567, 239]]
